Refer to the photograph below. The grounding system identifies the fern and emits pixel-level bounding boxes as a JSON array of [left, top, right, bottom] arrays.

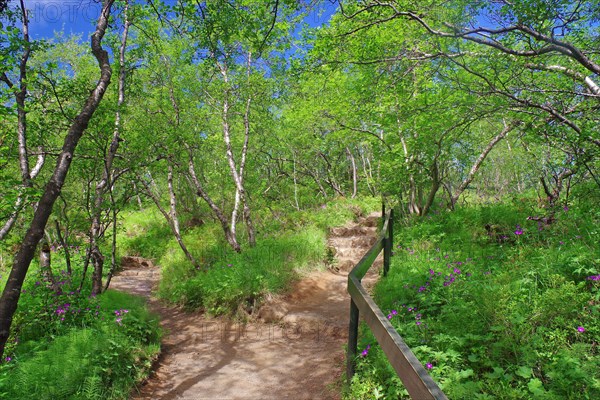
[[80, 375, 104, 400]]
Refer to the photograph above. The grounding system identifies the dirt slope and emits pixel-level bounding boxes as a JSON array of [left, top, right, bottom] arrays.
[[109, 212, 382, 400]]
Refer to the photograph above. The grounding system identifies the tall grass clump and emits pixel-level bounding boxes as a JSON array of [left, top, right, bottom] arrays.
[[347, 198, 599, 399], [118, 197, 378, 316]]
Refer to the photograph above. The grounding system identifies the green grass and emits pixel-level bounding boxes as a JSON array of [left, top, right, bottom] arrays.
[[346, 199, 600, 399]]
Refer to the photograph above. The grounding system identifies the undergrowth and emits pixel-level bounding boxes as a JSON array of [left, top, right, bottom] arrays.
[[117, 197, 379, 316], [0, 263, 161, 400], [346, 196, 600, 399]]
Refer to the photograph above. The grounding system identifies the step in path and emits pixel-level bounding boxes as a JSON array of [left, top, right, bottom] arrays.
[[109, 211, 382, 400]]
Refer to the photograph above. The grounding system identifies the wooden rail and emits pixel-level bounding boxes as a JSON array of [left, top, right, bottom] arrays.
[[347, 206, 448, 400]]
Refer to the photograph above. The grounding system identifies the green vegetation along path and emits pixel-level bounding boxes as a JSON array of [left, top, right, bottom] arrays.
[[110, 212, 381, 400]]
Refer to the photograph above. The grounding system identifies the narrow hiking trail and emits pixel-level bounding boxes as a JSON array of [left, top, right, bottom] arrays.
[[110, 212, 382, 400]]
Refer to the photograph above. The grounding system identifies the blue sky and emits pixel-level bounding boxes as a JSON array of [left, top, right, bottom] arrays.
[[23, 0, 337, 41], [26, 0, 103, 40]]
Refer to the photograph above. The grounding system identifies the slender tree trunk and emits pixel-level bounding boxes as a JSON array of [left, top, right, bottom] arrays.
[[103, 189, 118, 291], [400, 134, 422, 215], [0, 152, 45, 241], [39, 240, 54, 287], [132, 181, 144, 209], [15, 0, 31, 186], [240, 53, 256, 247], [450, 121, 517, 208], [0, 0, 46, 241], [293, 153, 300, 210], [217, 57, 255, 248], [408, 176, 422, 215], [167, 165, 199, 267], [138, 167, 201, 268], [360, 149, 376, 196], [218, 65, 241, 241], [307, 169, 328, 198], [319, 152, 345, 197], [90, 3, 130, 295], [0, 0, 115, 360], [540, 167, 576, 208], [54, 220, 71, 275], [420, 161, 440, 216], [187, 156, 241, 252], [346, 146, 358, 198]]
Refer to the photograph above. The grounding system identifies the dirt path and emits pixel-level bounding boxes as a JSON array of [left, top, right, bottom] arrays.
[[110, 212, 382, 400]]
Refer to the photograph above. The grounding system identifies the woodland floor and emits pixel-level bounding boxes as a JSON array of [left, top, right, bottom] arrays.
[[110, 212, 382, 400]]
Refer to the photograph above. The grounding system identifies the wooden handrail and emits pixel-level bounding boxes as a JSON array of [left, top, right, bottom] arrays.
[[346, 207, 447, 400]]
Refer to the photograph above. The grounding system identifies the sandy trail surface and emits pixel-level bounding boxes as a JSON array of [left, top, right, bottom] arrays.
[[109, 212, 382, 400]]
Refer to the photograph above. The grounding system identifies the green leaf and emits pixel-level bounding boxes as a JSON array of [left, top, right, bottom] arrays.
[[516, 366, 532, 378], [458, 369, 474, 379], [527, 378, 547, 397]]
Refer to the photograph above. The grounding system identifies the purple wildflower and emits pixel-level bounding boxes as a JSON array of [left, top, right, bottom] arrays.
[[514, 225, 523, 235], [577, 326, 585, 333], [426, 362, 433, 370], [361, 344, 371, 357], [586, 275, 600, 281]]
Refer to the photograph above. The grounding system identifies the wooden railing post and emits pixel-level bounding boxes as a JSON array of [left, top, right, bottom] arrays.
[[347, 298, 359, 381], [384, 208, 393, 277]]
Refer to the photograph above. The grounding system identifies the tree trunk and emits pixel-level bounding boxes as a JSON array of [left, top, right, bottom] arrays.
[[138, 166, 201, 268], [420, 161, 440, 216], [218, 57, 255, 249], [167, 165, 199, 267], [55, 220, 71, 275], [0, 0, 114, 360], [450, 121, 517, 208], [15, 0, 31, 186], [39, 240, 54, 287], [187, 157, 241, 253], [408, 176, 422, 215], [346, 146, 358, 198], [360, 149, 376, 196], [0, 0, 46, 241], [89, 1, 130, 295], [103, 190, 118, 292], [293, 153, 300, 210], [319, 152, 345, 197]]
